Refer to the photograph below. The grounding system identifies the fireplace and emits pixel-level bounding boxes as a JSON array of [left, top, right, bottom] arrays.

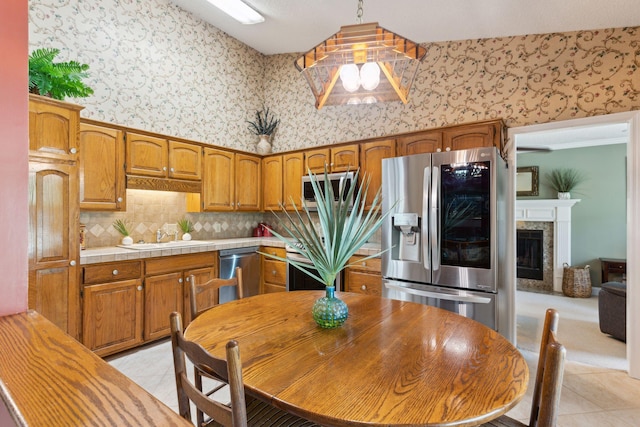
[[517, 230, 544, 280]]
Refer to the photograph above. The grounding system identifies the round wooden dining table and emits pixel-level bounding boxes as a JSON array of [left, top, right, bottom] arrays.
[[184, 291, 529, 427]]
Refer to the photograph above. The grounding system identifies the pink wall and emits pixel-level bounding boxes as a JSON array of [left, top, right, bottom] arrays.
[[0, 0, 28, 317]]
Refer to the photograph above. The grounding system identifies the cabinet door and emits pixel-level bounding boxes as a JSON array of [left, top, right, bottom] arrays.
[[125, 132, 168, 177], [144, 272, 183, 341], [397, 130, 443, 155], [28, 94, 82, 161], [79, 123, 126, 210], [202, 148, 234, 211], [443, 122, 500, 151], [283, 153, 304, 210], [305, 148, 329, 174], [169, 140, 201, 181], [183, 266, 216, 325], [345, 256, 382, 296], [262, 155, 283, 211], [359, 139, 396, 210], [236, 153, 262, 211], [261, 247, 287, 294], [82, 279, 144, 356], [28, 161, 79, 338], [331, 144, 359, 172]]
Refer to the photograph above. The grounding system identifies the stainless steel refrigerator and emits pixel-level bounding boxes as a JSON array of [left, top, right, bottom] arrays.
[[381, 146, 513, 341]]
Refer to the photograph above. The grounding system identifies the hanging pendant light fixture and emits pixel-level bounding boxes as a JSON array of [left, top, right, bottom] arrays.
[[294, 0, 427, 109]]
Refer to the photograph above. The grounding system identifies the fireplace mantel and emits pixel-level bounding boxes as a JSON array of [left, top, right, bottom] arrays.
[[516, 199, 580, 292]]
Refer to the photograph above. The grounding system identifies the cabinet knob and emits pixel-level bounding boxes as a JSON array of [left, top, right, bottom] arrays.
[[445, 147, 451, 152], [137, 286, 143, 291], [69, 260, 76, 266], [237, 202, 241, 207], [112, 269, 119, 275], [117, 197, 123, 202], [178, 278, 183, 283], [436, 148, 442, 152], [69, 147, 77, 154], [185, 276, 190, 282], [361, 285, 367, 291], [272, 270, 277, 275], [170, 167, 175, 172], [361, 261, 367, 267]]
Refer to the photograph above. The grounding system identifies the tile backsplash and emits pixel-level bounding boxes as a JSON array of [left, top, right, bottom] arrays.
[[80, 189, 266, 248]]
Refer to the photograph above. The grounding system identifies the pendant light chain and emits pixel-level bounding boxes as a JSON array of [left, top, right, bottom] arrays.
[[356, 0, 364, 24]]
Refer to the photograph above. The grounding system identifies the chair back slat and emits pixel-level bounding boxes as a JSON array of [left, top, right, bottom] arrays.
[[190, 267, 244, 320], [529, 308, 565, 427]]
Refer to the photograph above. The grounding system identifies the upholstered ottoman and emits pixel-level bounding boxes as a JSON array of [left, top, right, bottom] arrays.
[[598, 281, 627, 342]]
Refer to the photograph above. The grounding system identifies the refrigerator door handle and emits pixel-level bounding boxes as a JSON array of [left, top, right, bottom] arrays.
[[431, 166, 440, 271], [385, 282, 492, 304], [423, 166, 430, 270]]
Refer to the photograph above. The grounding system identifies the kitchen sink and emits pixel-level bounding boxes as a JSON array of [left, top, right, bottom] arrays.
[[117, 240, 211, 250]]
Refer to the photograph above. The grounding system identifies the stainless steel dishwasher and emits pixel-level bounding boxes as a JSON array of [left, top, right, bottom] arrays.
[[218, 246, 260, 303]]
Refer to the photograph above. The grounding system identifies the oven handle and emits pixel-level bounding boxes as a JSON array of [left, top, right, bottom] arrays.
[[384, 282, 492, 304], [286, 253, 313, 264]]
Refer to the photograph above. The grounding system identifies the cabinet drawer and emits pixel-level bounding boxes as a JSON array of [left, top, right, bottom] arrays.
[[261, 246, 286, 259], [346, 271, 382, 296], [83, 261, 142, 284], [348, 256, 381, 272], [263, 259, 287, 285]]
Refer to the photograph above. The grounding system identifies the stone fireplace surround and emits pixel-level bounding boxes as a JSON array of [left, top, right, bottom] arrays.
[[515, 199, 580, 293]]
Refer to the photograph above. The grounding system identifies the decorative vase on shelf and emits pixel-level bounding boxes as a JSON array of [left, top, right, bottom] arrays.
[[182, 232, 192, 241], [557, 192, 571, 200], [121, 235, 133, 245], [312, 286, 348, 328], [256, 135, 272, 155]]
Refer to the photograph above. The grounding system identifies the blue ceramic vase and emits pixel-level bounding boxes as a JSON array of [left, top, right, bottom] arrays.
[[312, 286, 348, 328]]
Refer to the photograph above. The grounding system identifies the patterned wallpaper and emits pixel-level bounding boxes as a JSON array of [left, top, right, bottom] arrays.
[[28, 1, 640, 245]]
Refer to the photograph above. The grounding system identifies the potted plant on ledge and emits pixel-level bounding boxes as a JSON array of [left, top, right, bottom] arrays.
[[29, 48, 94, 100], [247, 106, 279, 155], [262, 167, 394, 328], [545, 168, 585, 199]]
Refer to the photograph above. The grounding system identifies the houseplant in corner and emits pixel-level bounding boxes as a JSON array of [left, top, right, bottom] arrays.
[[546, 168, 585, 199], [28, 48, 94, 100], [113, 219, 133, 245], [247, 106, 279, 155], [262, 167, 393, 328]]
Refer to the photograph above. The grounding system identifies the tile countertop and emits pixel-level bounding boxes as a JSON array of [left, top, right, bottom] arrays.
[[80, 237, 382, 265]]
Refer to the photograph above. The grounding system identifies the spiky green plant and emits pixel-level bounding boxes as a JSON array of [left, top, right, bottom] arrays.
[[177, 218, 194, 233], [28, 48, 94, 100], [247, 106, 279, 136], [545, 168, 585, 193], [261, 167, 394, 287], [112, 219, 131, 237]]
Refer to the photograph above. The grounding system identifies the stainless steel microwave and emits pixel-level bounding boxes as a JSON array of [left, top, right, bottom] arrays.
[[302, 171, 355, 210]]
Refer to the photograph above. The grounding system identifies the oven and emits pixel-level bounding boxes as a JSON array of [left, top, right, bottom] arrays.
[[286, 247, 342, 291]]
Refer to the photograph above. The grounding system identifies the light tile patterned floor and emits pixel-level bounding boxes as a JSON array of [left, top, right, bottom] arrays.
[[107, 338, 640, 426]]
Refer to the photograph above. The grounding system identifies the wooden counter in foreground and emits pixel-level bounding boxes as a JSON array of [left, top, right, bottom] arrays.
[[0, 310, 190, 427]]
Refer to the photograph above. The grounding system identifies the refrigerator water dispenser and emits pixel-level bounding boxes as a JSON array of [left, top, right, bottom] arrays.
[[392, 213, 421, 262]]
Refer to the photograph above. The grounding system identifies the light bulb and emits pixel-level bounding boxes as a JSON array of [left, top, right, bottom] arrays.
[[362, 96, 377, 104], [340, 64, 360, 93], [360, 62, 380, 91], [347, 97, 361, 105]]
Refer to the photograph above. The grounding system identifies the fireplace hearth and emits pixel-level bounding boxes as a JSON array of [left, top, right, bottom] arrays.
[[517, 229, 544, 280]]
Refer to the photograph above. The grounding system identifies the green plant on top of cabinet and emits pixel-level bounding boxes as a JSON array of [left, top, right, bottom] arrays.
[[79, 122, 126, 210], [201, 147, 261, 211], [125, 132, 201, 181]]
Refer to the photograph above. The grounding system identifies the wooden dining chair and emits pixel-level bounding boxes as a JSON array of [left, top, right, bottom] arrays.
[[189, 267, 244, 321], [482, 308, 566, 427], [170, 312, 319, 427]]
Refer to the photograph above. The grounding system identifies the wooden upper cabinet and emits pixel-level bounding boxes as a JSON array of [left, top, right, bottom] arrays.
[[235, 153, 262, 211], [28, 94, 83, 161], [168, 140, 201, 180], [331, 144, 359, 172], [262, 155, 283, 211], [359, 139, 395, 209], [443, 121, 502, 152], [125, 132, 168, 177], [283, 152, 304, 210], [397, 130, 444, 155], [202, 147, 234, 211], [305, 145, 359, 173], [79, 123, 126, 211]]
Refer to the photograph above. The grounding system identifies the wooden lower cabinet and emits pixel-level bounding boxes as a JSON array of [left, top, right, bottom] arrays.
[[183, 266, 217, 325], [344, 256, 382, 296], [260, 246, 287, 293], [82, 260, 143, 356]]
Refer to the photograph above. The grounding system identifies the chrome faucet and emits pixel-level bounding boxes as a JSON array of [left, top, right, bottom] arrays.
[[156, 229, 167, 243]]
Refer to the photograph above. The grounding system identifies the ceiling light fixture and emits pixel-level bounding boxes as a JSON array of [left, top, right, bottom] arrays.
[[206, 0, 264, 25], [294, 0, 426, 109]]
